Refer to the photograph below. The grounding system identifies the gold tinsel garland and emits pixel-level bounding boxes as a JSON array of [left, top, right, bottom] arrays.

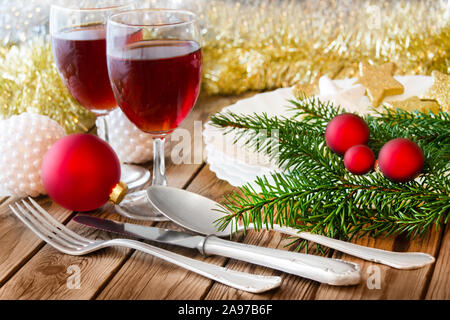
[[200, 0, 450, 94], [0, 41, 95, 133], [0, 0, 448, 129]]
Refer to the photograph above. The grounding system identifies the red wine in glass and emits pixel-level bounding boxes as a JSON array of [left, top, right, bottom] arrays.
[[107, 40, 202, 134], [52, 24, 117, 113]]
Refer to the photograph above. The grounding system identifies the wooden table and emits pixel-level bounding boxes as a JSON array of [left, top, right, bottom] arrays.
[[0, 93, 448, 300]]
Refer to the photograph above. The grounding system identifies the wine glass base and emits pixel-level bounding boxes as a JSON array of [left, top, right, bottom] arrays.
[[120, 164, 151, 190], [115, 189, 169, 221], [117, 164, 168, 220]]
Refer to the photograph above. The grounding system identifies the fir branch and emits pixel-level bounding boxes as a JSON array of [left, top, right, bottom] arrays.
[[217, 169, 449, 240], [210, 97, 450, 240], [289, 96, 341, 121]]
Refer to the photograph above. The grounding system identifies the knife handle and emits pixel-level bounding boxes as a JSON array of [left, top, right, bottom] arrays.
[[201, 236, 361, 286]]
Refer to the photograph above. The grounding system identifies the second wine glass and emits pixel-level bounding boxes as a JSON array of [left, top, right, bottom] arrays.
[[50, 1, 151, 190], [107, 9, 202, 219]]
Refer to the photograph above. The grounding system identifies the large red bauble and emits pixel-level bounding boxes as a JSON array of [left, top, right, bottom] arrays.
[[378, 138, 424, 183], [41, 133, 121, 211], [344, 145, 375, 175], [325, 113, 370, 155]]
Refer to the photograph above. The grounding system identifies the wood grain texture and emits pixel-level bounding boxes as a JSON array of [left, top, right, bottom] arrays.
[[312, 230, 442, 300], [0, 92, 447, 300], [0, 97, 243, 299], [0, 197, 73, 287], [97, 164, 236, 300], [425, 224, 450, 299], [201, 162, 324, 300], [96, 93, 250, 299], [0, 94, 245, 299], [0, 208, 132, 299]]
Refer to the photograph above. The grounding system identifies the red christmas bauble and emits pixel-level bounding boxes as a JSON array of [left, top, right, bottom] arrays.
[[378, 138, 424, 183], [325, 113, 370, 155], [344, 145, 375, 175], [41, 134, 121, 211]]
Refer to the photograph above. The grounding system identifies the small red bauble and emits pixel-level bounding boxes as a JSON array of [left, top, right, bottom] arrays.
[[378, 138, 424, 183], [41, 134, 121, 212], [325, 113, 370, 155], [344, 145, 375, 175]]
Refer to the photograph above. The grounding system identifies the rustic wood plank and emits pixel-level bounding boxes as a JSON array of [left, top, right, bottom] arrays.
[[0, 197, 73, 287], [0, 156, 209, 299], [312, 229, 442, 300], [2, 88, 443, 300], [96, 164, 236, 300], [94, 93, 252, 299], [0, 94, 243, 299], [202, 178, 322, 300], [98, 165, 324, 300], [425, 224, 450, 299], [0, 125, 97, 290], [0, 208, 131, 299]]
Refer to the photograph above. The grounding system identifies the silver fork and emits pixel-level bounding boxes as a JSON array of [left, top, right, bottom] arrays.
[[9, 197, 282, 293]]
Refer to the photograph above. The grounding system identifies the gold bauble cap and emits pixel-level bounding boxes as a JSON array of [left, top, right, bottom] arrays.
[[109, 181, 128, 205]]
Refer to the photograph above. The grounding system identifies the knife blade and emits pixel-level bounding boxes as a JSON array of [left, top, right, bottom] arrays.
[[73, 215, 205, 251]]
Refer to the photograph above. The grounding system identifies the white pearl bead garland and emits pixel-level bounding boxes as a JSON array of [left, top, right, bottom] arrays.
[[96, 109, 153, 164], [0, 113, 65, 197]]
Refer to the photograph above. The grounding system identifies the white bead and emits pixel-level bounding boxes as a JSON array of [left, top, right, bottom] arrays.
[[0, 112, 65, 197], [96, 109, 153, 164]]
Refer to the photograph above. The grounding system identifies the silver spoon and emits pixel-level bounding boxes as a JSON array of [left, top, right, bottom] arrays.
[[142, 186, 435, 270]]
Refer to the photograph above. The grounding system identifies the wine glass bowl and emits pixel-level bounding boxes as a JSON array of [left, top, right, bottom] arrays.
[[107, 9, 202, 136], [107, 9, 202, 192], [50, 1, 135, 116], [106, 9, 202, 219], [50, 1, 153, 191]]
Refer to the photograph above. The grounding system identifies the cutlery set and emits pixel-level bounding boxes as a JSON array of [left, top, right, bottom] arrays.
[[9, 186, 435, 293]]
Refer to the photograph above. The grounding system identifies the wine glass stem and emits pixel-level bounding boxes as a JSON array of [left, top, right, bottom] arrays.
[[152, 137, 167, 186], [98, 115, 110, 143]]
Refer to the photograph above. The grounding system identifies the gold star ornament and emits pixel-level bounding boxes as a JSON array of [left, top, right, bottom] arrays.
[[386, 96, 441, 114], [356, 62, 404, 107], [422, 71, 450, 112]]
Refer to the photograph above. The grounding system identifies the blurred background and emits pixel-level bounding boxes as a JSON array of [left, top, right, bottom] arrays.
[[0, 0, 448, 131]]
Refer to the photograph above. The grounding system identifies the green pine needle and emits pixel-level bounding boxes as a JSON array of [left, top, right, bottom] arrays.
[[210, 97, 450, 240]]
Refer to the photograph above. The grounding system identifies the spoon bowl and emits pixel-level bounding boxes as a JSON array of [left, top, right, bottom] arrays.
[[146, 185, 232, 237]]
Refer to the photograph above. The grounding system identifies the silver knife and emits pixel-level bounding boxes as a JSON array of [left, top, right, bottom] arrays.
[[73, 215, 207, 251], [73, 215, 361, 286]]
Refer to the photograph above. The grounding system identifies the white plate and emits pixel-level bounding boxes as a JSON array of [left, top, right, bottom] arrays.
[[203, 87, 294, 189]]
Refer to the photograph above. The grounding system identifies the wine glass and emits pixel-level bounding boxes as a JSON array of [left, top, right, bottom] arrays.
[[50, 0, 151, 190], [107, 9, 202, 219]]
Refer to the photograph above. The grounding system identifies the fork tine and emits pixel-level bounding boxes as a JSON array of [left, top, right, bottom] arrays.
[[16, 201, 83, 250], [13, 202, 80, 250], [27, 197, 93, 245], [9, 203, 75, 254], [21, 199, 91, 247]]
